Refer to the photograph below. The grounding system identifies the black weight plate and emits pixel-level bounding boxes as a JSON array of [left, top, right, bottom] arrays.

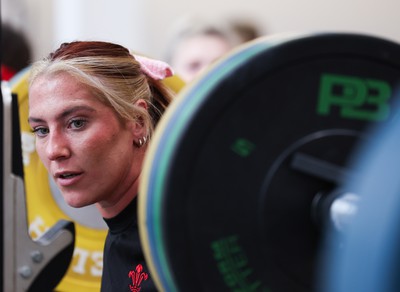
[[139, 33, 400, 291]]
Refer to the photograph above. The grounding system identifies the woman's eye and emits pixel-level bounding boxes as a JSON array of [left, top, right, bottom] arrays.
[[69, 119, 87, 129], [32, 127, 49, 137]]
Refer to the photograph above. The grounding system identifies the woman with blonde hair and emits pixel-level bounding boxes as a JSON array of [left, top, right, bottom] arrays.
[[28, 41, 174, 291]]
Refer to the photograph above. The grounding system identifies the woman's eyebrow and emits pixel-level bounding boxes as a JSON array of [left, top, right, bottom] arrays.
[[28, 105, 96, 124]]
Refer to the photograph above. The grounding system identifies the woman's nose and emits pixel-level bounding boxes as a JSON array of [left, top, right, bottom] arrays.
[[46, 132, 71, 161]]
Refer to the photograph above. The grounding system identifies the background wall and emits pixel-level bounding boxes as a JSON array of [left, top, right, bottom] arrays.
[[2, 0, 400, 62]]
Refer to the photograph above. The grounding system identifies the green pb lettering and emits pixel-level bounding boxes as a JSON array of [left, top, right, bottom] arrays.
[[317, 74, 391, 121]]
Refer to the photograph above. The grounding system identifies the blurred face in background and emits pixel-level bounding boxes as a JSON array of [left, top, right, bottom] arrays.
[[170, 34, 233, 83]]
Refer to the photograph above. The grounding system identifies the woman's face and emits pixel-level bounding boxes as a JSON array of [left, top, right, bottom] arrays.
[[28, 72, 142, 212]]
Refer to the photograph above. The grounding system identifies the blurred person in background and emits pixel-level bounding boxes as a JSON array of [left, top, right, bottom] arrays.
[[164, 15, 262, 84], [230, 18, 263, 43], [1, 22, 32, 81]]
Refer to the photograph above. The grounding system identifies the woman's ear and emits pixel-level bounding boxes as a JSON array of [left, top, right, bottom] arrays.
[[134, 99, 148, 111], [132, 99, 149, 148], [133, 99, 148, 128]]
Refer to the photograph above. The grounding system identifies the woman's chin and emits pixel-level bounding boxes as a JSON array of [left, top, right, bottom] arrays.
[[63, 195, 91, 209]]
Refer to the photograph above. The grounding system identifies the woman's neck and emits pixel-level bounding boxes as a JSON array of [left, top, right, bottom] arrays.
[[96, 175, 140, 219]]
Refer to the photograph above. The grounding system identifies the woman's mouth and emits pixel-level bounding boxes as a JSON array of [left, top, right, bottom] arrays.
[[55, 171, 83, 186], [59, 173, 79, 179]]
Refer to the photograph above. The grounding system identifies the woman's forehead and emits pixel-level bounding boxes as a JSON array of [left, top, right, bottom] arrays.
[[29, 73, 104, 111]]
